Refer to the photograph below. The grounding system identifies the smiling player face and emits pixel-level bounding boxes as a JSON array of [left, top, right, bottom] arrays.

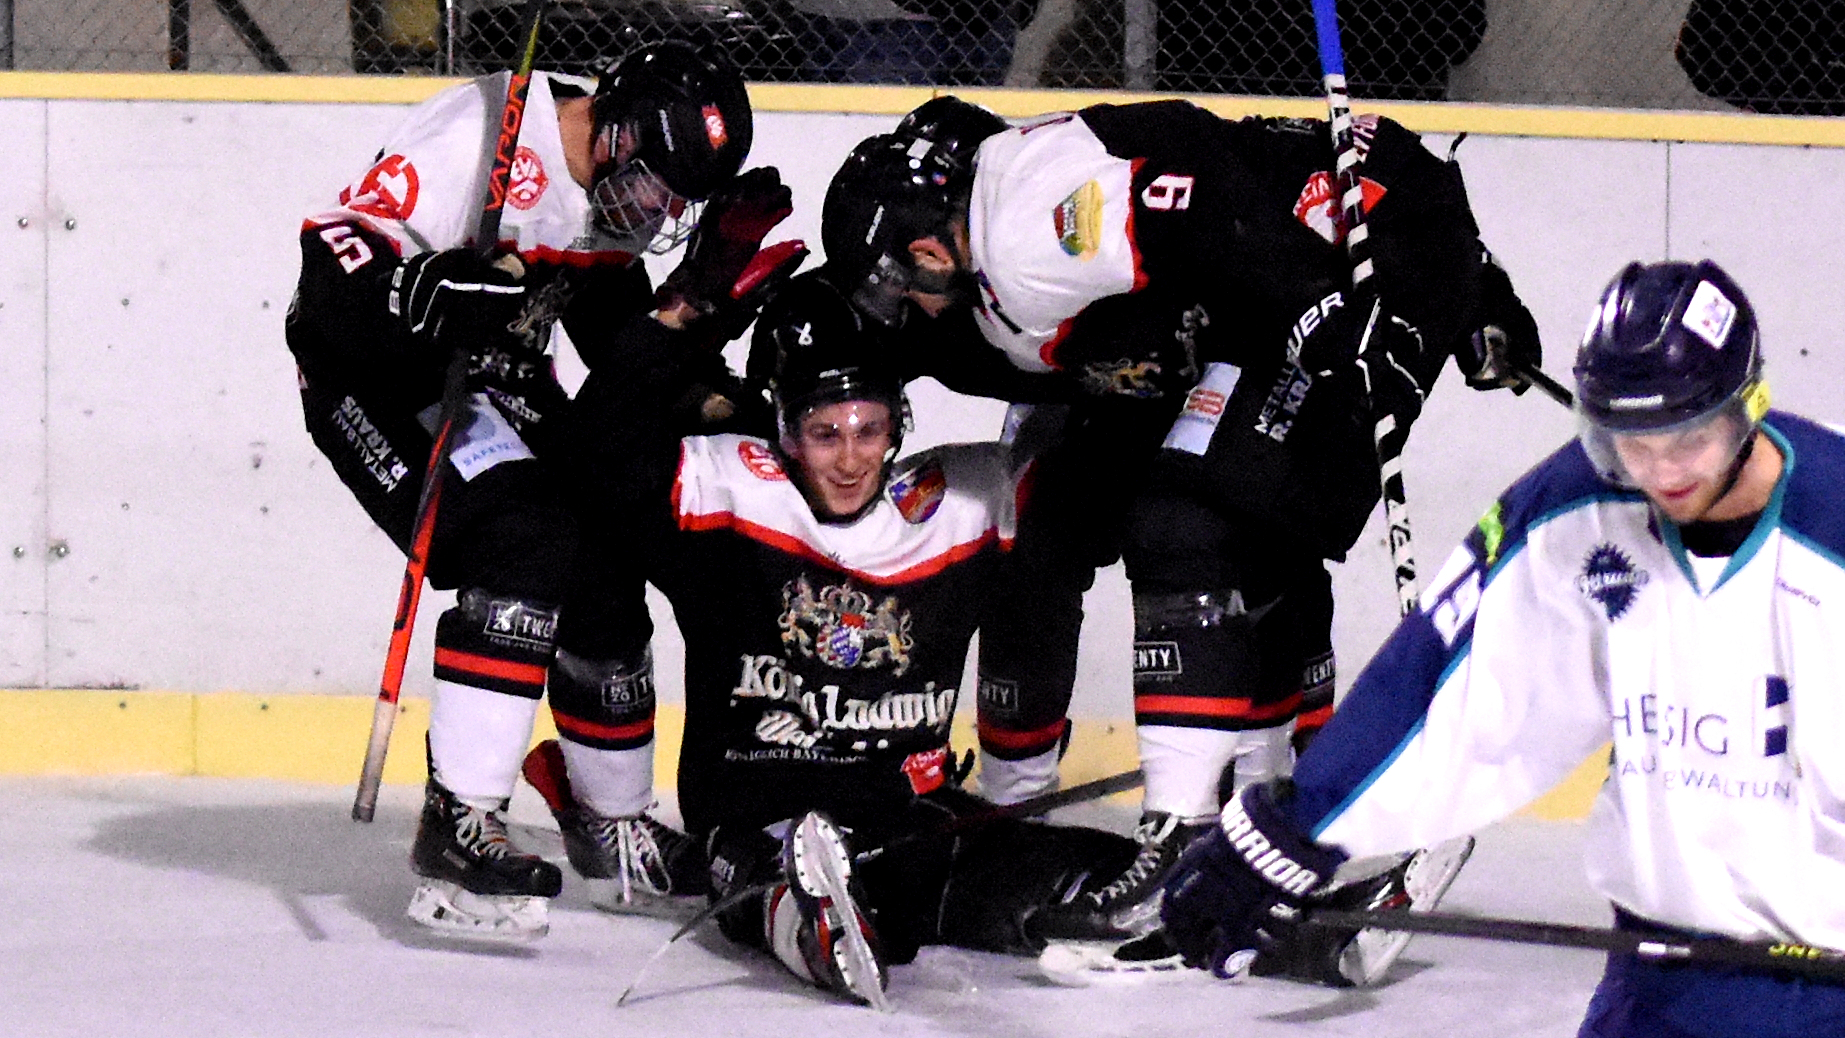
[[785, 400, 894, 518]]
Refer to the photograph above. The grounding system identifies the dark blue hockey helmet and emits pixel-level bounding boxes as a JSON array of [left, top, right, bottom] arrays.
[[1575, 260, 1769, 485]]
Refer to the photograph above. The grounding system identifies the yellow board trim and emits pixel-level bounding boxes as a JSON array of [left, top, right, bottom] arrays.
[[1, 72, 1843, 148], [0, 689, 1596, 818]]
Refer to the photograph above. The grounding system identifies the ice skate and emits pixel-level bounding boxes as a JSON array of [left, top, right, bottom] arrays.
[[520, 740, 707, 914], [1029, 811, 1215, 943], [407, 776, 562, 941], [764, 812, 891, 1010]]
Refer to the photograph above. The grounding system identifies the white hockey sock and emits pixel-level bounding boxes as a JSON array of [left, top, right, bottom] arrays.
[[1138, 724, 1293, 820], [428, 679, 542, 808], [558, 739, 655, 818], [977, 746, 1060, 806]]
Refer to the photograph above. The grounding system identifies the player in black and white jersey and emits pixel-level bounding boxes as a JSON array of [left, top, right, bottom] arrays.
[[821, 97, 1543, 967], [286, 41, 796, 939], [546, 268, 1139, 1005]]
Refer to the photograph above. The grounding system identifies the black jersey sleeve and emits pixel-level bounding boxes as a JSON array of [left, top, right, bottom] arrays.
[[288, 219, 438, 386], [888, 308, 1078, 404]]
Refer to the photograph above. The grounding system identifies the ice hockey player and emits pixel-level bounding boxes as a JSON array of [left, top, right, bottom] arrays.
[[1154, 259, 1845, 1032], [285, 41, 794, 939], [821, 96, 1542, 968], [551, 268, 1141, 1006]]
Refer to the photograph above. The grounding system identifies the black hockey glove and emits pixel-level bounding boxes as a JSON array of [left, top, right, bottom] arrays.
[[657, 166, 794, 317], [1160, 781, 1344, 978], [391, 248, 529, 354], [1458, 249, 1542, 394], [1357, 304, 1429, 432]]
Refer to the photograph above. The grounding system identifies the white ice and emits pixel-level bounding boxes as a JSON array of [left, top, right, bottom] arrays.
[[1, 776, 1609, 1037]]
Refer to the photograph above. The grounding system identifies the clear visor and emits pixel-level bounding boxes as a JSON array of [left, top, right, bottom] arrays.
[[589, 159, 704, 256], [848, 253, 913, 327], [1579, 394, 1755, 490]]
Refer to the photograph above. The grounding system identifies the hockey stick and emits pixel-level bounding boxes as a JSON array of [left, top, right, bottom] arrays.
[[1310, 0, 1416, 618], [615, 768, 1147, 1006], [351, 0, 550, 823], [1520, 364, 1574, 408], [1305, 907, 1845, 983]]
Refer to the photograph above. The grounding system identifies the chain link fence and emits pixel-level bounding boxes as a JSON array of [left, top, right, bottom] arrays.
[[4, 1, 1840, 115]]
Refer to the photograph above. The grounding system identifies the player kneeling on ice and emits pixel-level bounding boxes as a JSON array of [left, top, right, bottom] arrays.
[[287, 40, 795, 939], [1142, 259, 1845, 1034], [561, 269, 1158, 1007]]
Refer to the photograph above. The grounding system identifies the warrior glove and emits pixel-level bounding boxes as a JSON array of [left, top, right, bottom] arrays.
[[1160, 781, 1345, 979], [1459, 249, 1542, 394], [657, 165, 794, 318]]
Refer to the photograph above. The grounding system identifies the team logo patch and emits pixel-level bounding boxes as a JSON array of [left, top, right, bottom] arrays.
[[483, 597, 559, 649], [1133, 640, 1183, 678], [1576, 544, 1650, 621], [977, 676, 1020, 717], [738, 440, 788, 481], [888, 459, 947, 523], [1293, 171, 1385, 244], [507, 145, 548, 210], [1053, 179, 1104, 259], [901, 746, 949, 795], [1080, 359, 1163, 398], [1682, 280, 1736, 348], [341, 154, 419, 221], [702, 104, 729, 149], [779, 576, 914, 674]]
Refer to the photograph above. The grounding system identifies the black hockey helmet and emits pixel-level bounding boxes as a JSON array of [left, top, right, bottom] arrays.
[[753, 268, 911, 455], [821, 132, 973, 326], [1575, 259, 1769, 485], [590, 41, 753, 250], [895, 95, 1007, 172]]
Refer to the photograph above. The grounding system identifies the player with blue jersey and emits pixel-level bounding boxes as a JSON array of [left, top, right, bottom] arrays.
[[1148, 258, 1845, 1035]]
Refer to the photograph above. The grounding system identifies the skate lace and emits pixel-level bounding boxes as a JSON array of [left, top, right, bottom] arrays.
[[583, 814, 672, 898], [452, 806, 515, 860], [1090, 816, 1180, 907]]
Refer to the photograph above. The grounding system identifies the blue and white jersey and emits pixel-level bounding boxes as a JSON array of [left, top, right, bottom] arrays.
[[1290, 411, 1845, 948]]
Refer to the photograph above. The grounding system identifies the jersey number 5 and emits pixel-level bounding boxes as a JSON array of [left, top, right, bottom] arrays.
[[319, 225, 375, 274]]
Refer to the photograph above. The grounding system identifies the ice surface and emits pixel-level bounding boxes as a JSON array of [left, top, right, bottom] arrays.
[[0, 777, 1608, 1038]]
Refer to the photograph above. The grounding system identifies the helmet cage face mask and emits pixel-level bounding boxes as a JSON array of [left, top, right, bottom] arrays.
[[588, 158, 704, 254]]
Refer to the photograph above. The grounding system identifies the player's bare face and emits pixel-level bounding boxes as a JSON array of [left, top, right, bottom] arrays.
[[789, 401, 894, 517], [1613, 414, 1748, 524]]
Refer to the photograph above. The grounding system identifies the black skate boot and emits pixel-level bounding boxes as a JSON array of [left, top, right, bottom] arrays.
[[520, 739, 709, 912], [764, 812, 890, 1010], [406, 776, 562, 941], [1029, 811, 1215, 943]]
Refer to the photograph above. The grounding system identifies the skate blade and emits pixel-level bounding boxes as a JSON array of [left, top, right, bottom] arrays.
[[1340, 834, 1477, 986], [407, 880, 550, 942], [793, 815, 892, 1013], [1037, 939, 1199, 988]]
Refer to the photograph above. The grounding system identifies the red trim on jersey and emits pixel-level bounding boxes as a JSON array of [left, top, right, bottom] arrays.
[[1125, 157, 1151, 292], [977, 717, 1068, 750], [1039, 315, 1078, 370], [433, 648, 547, 688], [1132, 692, 1302, 723], [498, 239, 637, 269], [554, 712, 655, 742], [676, 508, 1000, 587]]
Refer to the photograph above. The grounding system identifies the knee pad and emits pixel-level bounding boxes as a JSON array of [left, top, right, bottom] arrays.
[[433, 588, 560, 699], [548, 648, 656, 752]]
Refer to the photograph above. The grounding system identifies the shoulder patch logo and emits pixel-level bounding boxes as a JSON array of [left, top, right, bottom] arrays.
[[341, 154, 420, 221], [888, 458, 947, 524], [1293, 171, 1385, 244], [738, 440, 788, 481], [779, 575, 914, 674], [1577, 543, 1650, 620], [507, 146, 547, 210], [1053, 179, 1104, 259]]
